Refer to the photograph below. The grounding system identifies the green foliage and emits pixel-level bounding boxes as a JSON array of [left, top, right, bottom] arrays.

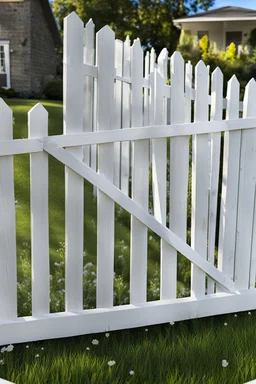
[[43, 80, 63, 100], [52, 0, 215, 56], [225, 42, 236, 61], [199, 34, 209, 60]]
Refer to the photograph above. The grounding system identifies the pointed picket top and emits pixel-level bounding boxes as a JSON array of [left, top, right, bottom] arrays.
[[0, 98, 12, 140], [150, 47, 156, 73], [131, 37, 142, 57], [195, 59, 207, 75], [125, 35, 130, 44], [28, 103, 48, 137], [243, 78, 256, 118], [64, 11, 84, 27], [226, 75, 240, 120], [86, 18, 95, 28], [145, 51, 150, 77], [171, 51, 184, 78], [211, 67, 223, 120], [158, 48, 168, 79], [97, 24, 115, 40], [171, 50, 183, 65]]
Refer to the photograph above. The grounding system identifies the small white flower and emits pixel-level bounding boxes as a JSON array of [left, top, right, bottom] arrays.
[[41, 347, 44, 350], [35, 354, 39, 358], [26, 345, 29, 349], [149, 236, 153, 241], [248, 312, 251, 315], [170, 321, 175, 326], [1, 347, 6, 353], [224, 322, 228, 326], [0, 359, 4, 365], [105, 333, 110, 338], [6, 344, 14, 352], [129, 370, 134, 375], [92, 339, 99, 345], [108, 360, 116, 367], [222, 359, 229, 368], [234, 314, 237, 317], [86, 347, 90, 351]]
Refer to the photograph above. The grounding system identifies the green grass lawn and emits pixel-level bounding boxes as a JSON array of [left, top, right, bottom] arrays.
[[0, 311, 256, 383], [2, 98, 256, 384]]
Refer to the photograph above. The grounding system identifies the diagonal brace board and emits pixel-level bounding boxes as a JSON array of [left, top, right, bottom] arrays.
[[44, 138, 235, 292]]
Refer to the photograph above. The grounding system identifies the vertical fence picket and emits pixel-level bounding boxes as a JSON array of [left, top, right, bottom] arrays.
[[235, 79, 256, 290], [207, 68, 223, 294], [149, 48, 156, 163], [84, 19, 95, 167], [120, 36, 131, 196], [169, 52, 189, 298], [185, 61, 192, 124], [29, 104, 49, 315], [144, 51, 150, 127], [0, 99, 16, 320], [250, 190, 256, 288], [96, 26, 115, 307], [113, 39, 123, 188], [130, 39, 149, 304], [191, 61, 209, 297], [64, 12, 84, 311], [218, 76, 240, 288]]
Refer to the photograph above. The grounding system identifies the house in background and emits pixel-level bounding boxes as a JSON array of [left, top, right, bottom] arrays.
[[0, 0, 61, 97], [174, 6, 256, 52]]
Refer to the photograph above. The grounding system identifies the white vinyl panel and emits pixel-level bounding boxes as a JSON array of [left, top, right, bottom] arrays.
[[0, 99, 17, 320], [191, 61, 209, 298], [96, 26, 115, 308], [207, 68, 223, 294], [218, 76, 240, 288], [29, 104, 49, 315], [130, 39, 149, 304], [63, 12, 84, 311]]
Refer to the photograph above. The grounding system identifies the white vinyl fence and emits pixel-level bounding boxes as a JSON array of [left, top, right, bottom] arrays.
[[0, 11, 256, 346]]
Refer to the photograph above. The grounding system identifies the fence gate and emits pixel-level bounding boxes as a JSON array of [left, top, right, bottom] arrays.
[[0, 12, 256, 346]]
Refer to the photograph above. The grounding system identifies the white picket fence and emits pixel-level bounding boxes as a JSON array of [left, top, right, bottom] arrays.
[[0, 11, 256, 346]]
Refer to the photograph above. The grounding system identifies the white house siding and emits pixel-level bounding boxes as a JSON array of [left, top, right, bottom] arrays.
[[180, 20, 256, 51]]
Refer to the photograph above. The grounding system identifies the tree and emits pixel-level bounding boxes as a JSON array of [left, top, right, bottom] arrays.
[[52, 0, 215, 55]]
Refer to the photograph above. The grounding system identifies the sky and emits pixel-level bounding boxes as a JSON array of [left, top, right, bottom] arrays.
[[211, 0, 256, 10]]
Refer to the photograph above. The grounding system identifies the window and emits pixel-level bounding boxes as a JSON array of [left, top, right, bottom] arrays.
[[0, 41, 11, 88], [197, 31, 208, 41], [226, 31, 242, 50]]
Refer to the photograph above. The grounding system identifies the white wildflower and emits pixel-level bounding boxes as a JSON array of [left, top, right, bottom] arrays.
[[92, 339, 99, 345], [224, 322, 228, 326], [0, 359, 4, 365], [41, 347, 44, 350], [108, 360, 116, 367], [105, 333, 110, 338], [248, 312, 251, 315], [5, 344, 14, 352], [149, 236, 153, 241], [145, 328, 148, 332], [1, 347, 6, 353], [222, 359, 229, 368], [169, 321, 175, 326], [26, 345, 29, 349], [129, 370, 134, 375], [86, 347, 90, 351], [35, 354, 39, 358], [234, 314, 237, 317]]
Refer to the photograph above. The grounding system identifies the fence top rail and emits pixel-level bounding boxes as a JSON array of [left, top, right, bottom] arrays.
[[0, 117, 255, 157]]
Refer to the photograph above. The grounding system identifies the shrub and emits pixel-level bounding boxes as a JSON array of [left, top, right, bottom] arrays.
[[43, 79, 63, 100], [0, 87, 16, 98], [225, 42, 236, 61], [199, 35, 209, 60]]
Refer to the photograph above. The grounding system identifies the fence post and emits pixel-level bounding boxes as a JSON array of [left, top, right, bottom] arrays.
[[120, 36, 131, 196], [130, 39, 149, 304], [235, 79, 256, 290], [0, 99, 17, 320], [96, 25, 115, 308], [207, 67, 223, 294], [29, 104, 49, 315], [64, 12, 84, 311], [169, 52, 189, 298], [191, 60, 209, 298], [218, 76, 240, 289]]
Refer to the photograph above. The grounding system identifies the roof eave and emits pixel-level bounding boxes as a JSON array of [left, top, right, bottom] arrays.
[[174, 17, 256, 23]]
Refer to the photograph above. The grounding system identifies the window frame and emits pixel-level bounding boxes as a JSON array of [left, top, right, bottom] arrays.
[[0, 40, 11, 89]]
